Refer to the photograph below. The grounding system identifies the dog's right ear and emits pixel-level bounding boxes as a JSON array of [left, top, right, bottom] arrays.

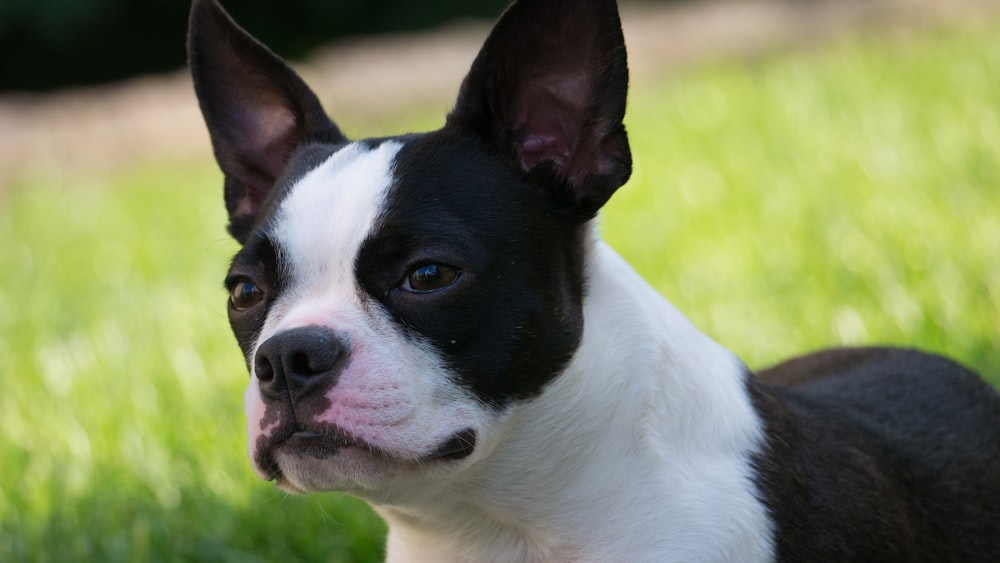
[[188, 0, 346, 243]]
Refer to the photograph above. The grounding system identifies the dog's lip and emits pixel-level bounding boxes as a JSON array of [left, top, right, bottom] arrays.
[[280, 428, 385, 459], [263, 426, 476, 486], [282, 428, 477, 461], [425, 428, 477, 461]]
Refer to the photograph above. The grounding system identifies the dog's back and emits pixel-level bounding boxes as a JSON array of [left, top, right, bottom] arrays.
[[752, 348, 1000, 562]]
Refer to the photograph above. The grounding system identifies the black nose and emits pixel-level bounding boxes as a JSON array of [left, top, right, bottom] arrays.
[[254, 326, 348, 400]]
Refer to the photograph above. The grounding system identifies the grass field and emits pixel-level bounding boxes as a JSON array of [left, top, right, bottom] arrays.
[[2, 21, 999, 562]]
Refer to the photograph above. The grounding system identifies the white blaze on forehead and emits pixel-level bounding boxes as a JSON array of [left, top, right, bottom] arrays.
[[272, 141, 402, 292]]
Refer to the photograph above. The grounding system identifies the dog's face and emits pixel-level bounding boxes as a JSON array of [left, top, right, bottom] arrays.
[[227, 137, 592, 495], [189, 0, 630, 497]]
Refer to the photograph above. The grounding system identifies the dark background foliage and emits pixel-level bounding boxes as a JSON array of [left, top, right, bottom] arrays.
[[0, 0, 516, 91]]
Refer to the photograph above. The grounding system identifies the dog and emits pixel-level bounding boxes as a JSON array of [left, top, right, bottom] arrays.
[[188, 0, 1000, 560]]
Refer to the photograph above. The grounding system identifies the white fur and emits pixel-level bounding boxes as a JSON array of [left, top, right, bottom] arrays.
[[377, 233, 774, 562], [274, 141, 398, 294]]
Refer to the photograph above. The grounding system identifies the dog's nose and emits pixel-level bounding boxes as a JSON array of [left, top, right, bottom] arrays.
[[254, 326, 348, 400]]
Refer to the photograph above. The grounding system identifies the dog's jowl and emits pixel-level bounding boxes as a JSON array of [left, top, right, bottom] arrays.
[[188, 0, 1000, 560]]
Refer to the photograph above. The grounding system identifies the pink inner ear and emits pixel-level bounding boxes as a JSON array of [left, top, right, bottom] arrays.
[[513, 73, 590, 178], [227, 99, 298, 180], [519, 134, 570, 172]]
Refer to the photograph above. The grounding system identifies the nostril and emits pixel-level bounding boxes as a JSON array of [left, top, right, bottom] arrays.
[[284, 329, 344, 379], [255, 355, 275, 382], [290, 350, 313, 376]]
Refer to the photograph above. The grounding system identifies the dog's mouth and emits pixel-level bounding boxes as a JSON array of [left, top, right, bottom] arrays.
[[277, 427, 476, 460], [266, 426, 390, 466], [426, 428, 477, 461], [259, 426, 478, 489], [280, 429, 373, 459]]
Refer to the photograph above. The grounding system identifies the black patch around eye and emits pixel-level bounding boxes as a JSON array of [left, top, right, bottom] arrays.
[[354, 131, 588, 409], [226, 232, 288, 365]]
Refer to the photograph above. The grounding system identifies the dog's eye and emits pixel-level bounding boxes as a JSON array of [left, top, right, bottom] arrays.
[[404, 264, 461, 293], [230, 279, 264, 310]]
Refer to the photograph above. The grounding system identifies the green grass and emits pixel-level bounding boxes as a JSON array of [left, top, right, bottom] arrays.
[[2, 22, 999, 562], [609, 26, 1000, 373]]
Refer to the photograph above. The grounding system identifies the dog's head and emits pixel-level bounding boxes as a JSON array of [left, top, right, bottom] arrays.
[[189, 0, 630, 497]]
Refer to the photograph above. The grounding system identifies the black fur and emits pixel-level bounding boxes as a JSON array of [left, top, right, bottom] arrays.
[[356, 130, 588, 407], [750, 348, 1000, 562]]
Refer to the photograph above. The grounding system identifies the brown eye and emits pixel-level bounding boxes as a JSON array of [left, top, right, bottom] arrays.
[[230, 279, 264, 310], [404, 264, 460, 293]]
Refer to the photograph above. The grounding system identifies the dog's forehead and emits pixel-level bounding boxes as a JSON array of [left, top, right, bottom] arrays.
[[269, 140, 403, 289]]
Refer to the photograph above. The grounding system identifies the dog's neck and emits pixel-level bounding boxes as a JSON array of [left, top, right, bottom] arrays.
[[376, 230, 774, 562]]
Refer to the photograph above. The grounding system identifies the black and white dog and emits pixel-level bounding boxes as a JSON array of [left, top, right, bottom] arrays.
[[188, 0, 1000, 560]]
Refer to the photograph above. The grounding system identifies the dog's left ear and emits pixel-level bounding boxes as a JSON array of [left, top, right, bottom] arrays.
[[448, 0, 631, 217], [188, 0, 346, 243]]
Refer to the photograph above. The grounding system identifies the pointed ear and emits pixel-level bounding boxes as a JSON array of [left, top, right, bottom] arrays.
[[447, 0, 631, 216], [188, 0, 346, 243]]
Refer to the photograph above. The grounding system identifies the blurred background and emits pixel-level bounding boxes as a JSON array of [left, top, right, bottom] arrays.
[[1, 0, 513, 91], [2, 0, 999, 561]]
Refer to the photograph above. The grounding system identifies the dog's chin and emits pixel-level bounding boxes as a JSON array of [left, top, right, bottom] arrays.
[[264, 429, 478, 495], [271, 446, 395, 494]]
